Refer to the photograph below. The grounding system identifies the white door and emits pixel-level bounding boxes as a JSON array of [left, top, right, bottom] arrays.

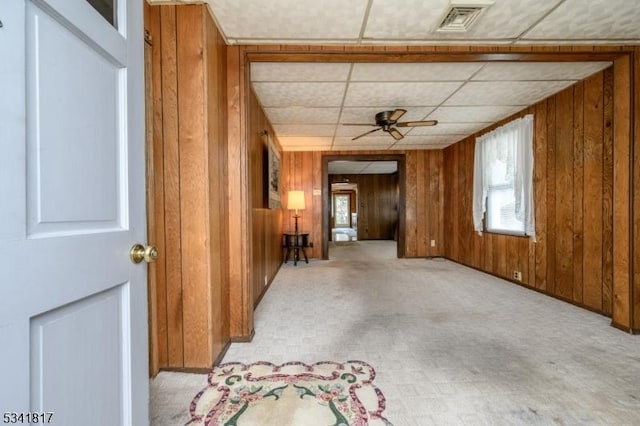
[[0, 0, 148, 425]]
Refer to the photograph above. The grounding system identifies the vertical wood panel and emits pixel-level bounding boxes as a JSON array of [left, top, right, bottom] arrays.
[[534, 101, 548, 291], [583, 73, 604, 310], [302, 149, 314, 237], [554, 87, 575, 300], [159, 5, 184, 367], [612, 56, 632, 329], [416, 152, 427, 256], [494, 234, 507, 278], [428, 152, 440, 256], [145, 3, 167, 376], [602, 67, 615, 315], [227, 45, 251, 339], [633, 48, 640, 330], [206, 9, 230, 361], [312, 151, 323, 259], [176, 6, 210, 367], [573, 81, 584, 304], [405, 152, 418, 255], [450, 145, 459, 260], [546, 96, 557, 295]]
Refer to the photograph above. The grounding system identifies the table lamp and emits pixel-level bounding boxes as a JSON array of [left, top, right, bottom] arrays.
[[287, 190, 305, 234]]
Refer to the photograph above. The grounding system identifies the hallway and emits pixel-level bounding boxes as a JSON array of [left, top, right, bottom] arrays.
[[151, 241, 640, 425]]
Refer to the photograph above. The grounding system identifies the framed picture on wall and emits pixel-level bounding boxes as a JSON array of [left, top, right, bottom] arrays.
[[267, 133, 281, 209]]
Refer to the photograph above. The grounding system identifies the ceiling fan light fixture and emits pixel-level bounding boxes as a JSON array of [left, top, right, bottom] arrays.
[[348, 109, 437, 141], [436, 0, 494, 33]]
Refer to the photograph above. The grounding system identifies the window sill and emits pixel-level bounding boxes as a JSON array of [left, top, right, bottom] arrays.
[[484, 229, 528, 238]]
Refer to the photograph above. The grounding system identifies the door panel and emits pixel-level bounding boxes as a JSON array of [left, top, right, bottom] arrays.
[[27, 1, 124, 235], [30, 284, 127, 425], [0, 0, 147, 424]]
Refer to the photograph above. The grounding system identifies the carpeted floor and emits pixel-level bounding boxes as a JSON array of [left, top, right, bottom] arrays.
[[151, 240, 640, 425]]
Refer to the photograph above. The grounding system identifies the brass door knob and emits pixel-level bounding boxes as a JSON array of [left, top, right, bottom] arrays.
[[130, 244, 159, 264]]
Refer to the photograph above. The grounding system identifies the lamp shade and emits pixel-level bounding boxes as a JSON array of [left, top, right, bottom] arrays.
[[287, 190, 306, 211]]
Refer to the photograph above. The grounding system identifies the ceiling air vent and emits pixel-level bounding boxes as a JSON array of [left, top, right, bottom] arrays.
[[436, 1, 494, 32]]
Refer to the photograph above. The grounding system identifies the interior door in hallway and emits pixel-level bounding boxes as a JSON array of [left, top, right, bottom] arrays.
[[0, 0, 148, 424]]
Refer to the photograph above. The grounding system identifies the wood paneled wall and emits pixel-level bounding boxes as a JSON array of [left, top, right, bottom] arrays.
[[634, 47, 640, 332], [248, 90, 283, 307], [282, 150, 444, 258], [145, 4, 230, 373], [330, 174, 399, 240], [444, 69, 616, 316]]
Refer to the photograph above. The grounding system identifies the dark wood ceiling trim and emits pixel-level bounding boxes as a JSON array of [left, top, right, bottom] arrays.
[[243, 45, 633, 63]]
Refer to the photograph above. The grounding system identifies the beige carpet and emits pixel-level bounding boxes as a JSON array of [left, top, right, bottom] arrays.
[[151, 241, 640, 425]]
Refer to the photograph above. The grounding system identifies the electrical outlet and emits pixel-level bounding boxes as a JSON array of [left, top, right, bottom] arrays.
[[430, 240, 436, 247], [264, 275, 268, 286], [513, 271, 522, 281]]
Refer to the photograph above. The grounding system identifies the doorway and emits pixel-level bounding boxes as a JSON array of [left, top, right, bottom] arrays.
[[322, 154, 406, 260], [331, 183, 358, 242]]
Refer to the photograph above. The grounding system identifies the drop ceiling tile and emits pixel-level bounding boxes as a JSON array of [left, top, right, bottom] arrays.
[[251, 63, 351, 82], [364, 0, 562, 40], [362, 161, 398, 173], [273, 124, 336, 137], [473, 62, 612, 81], [252, 82, 346, 107], [399, 135, 466, 145], [363, 0, 448, 39], [265, 107, 341, 124], [406, 122, 486, 136], [340, 107, 435, 124], [428, 106, 523, 123], [328, 161, 369, 174], [336, 126, 383, 138], [351, 63, 484, 82], [207, 0, 367, 42], [344, 82, 463, 107], [333, 138, 395, 149], [444, 81, 575, 106], [523, 0, 640, 40]]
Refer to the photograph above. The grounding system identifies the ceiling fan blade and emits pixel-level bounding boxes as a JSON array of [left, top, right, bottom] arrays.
[[396, 120, 438, 127], [352, 127, 382, 140], [388, 127, 404, 141], [388, 108, 407, 122], [342, 123, 379, 126]]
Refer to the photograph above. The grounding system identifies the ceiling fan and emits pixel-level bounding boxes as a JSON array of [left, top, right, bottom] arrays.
[[344, 109, 438, 141]]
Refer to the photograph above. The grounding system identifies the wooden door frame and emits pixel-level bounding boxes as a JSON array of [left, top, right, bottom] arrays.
[[322, 154, 405, 260]]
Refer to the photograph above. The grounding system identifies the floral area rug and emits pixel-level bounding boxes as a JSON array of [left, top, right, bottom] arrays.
[[186, 360, 392, 426]]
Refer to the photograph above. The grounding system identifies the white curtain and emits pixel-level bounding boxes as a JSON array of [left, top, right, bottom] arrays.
[[472, 114, 535, 240]]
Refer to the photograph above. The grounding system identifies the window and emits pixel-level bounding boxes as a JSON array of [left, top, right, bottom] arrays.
[[472, 114, 535, 239]]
